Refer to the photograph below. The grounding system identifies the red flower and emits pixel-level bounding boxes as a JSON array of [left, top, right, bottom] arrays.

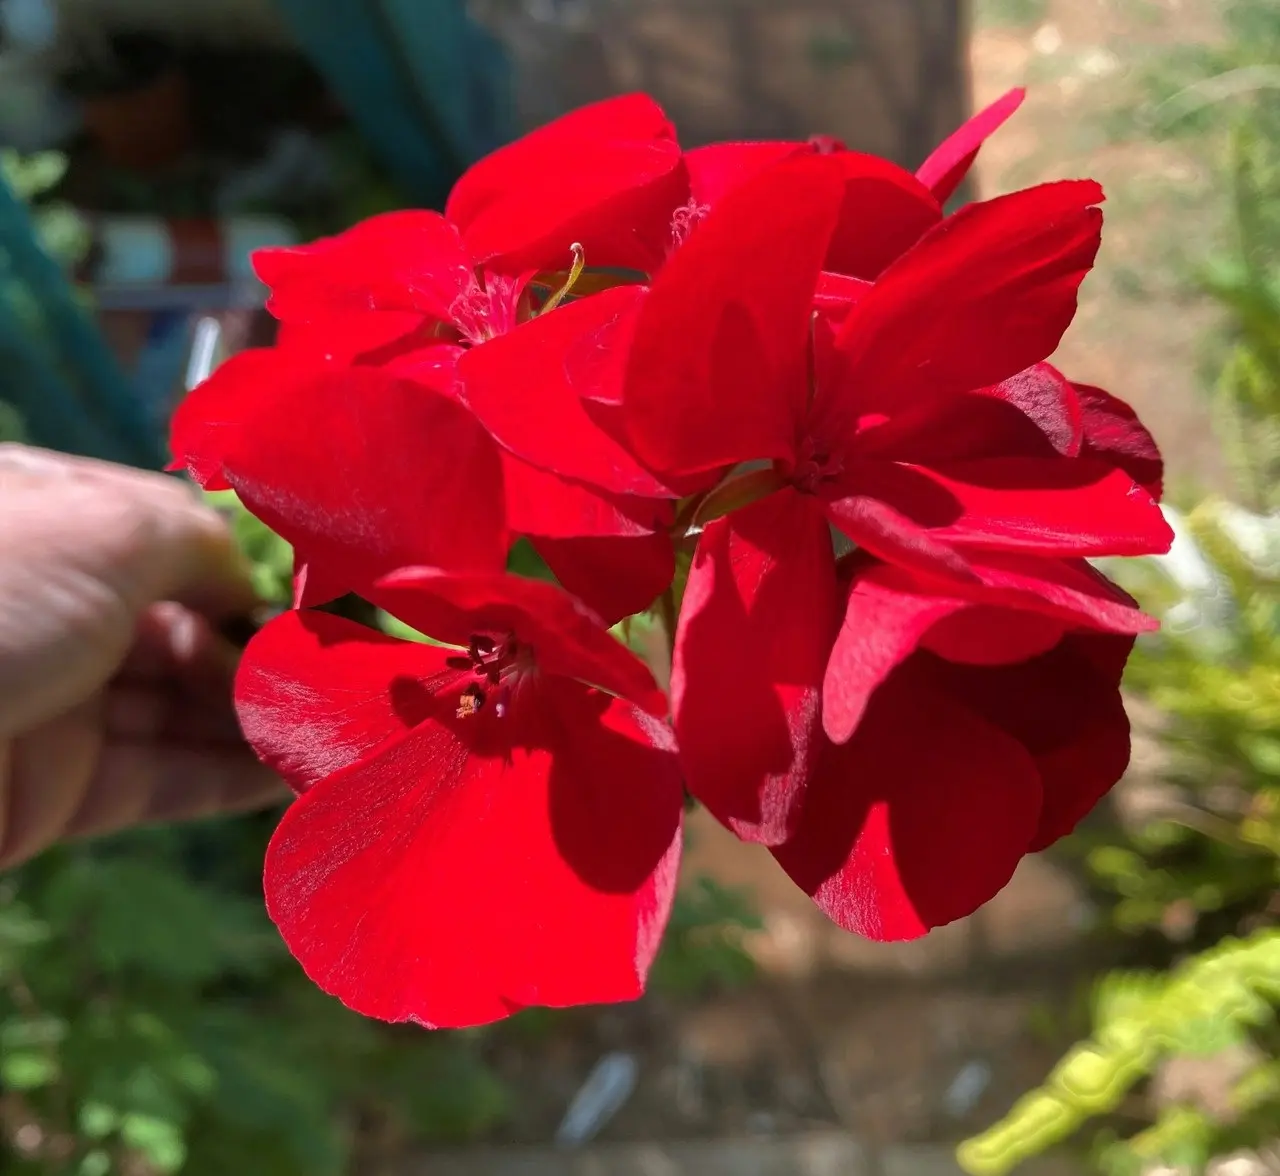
[[172, 212, 679, 620], [166, 88, 1172, 1000], [447, 90, 1031, 504], [769, 556, 1143, 939], [236, 570, 684, 1027], [616, 152, 1170, 844], [446, 88, 1026, 282]]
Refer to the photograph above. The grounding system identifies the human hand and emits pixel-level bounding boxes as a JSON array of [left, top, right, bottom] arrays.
[[0, 444, 285, 868]]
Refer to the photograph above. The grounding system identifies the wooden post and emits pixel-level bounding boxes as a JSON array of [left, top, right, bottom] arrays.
[[481, 0, 971, 169]]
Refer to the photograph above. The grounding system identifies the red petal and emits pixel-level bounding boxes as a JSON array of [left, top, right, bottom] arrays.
[[447, 94, 686, 275], [253, 211, 474, 323], [1075, 382, 1165, 500], [915, 87, 1026, 204], [623, 155, 847, 480], [822, 181, 1103, 425], [501, 453, 670, 540], [236, 610, 450, 795], [277, 312, 437, 367], [459, 287, 672, 497], [264, 681, 683, 1026], [224, 366, 508, 593], [372, 568, 668, 714], [823, 570, 967, 744], [814, 271, 874, 311], [292, 556, 349, 610], [683, 140, 812, 207], [848, 391, 1062, 465], [919, 607, 1065, 666], [825, 557, 1131, 744], [823, 487, 979, 583], [533, 532, 676, 628], [979, 363, 1084, 456], [374, 341, 466, 398], [772, 661, 1042, 940], [825, 152, 942, 279], [673, 490, 839, 845], [862, 457, 1172, 557], [169, 348, 327, 490], [942, 552, 1158, 635], [928, 632, 1133, 851]]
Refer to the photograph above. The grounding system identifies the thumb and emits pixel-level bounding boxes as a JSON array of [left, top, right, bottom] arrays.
[[0, 445, 257, 737]]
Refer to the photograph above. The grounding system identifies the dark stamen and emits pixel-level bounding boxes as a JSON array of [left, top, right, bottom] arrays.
[[456, 683, 486, 719]]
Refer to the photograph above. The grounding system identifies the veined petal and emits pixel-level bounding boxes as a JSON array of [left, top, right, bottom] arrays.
[[236, 610, 452, 795], [824, 559, 1070, 744], [1075, 382, 1165, 500], [773, 661, 1042, 940], [822, 181, 1104, 425], [847, 391, 1063, 465], [850, 457, 1172, 557], [223, 366, 508, 593], [929, 552, 1158, 635], [673, 489, 839, 845], [169, 347, 328, 490], [277, 312, 433, 367], [978, 363, 1084, 457], [263, 680, 683, 1027]]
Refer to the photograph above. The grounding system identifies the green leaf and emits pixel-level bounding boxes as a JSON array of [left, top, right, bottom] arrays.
[[120, 1112, 187, 1174], [77, 1150, 112, 1176], [376, 611, 444, 644], [78, 1100, 121, 1140], [2, 1049, 58, 1090]]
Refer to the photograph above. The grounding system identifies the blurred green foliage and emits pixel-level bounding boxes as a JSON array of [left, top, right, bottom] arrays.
[[961, 26, 1280, 1175], [0, 827, 509, 1174]]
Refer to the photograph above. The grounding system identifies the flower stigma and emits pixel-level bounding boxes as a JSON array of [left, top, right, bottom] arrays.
[[539, 243, 586, 315]]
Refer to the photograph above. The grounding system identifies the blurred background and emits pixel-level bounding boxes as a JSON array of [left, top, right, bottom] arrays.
[[0, 1, 1277, 1174]]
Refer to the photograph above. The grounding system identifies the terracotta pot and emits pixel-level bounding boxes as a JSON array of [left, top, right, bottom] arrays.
[[82, 66, 192, 171]]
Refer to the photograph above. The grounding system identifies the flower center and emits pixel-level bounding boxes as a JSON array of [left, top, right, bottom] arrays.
[[446, 632, 535, 720], [788, 436, 844, 494], [448, 272, 524, 346]]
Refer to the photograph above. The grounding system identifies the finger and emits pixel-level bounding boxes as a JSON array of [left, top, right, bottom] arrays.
[[104, 685, 245, 744], [0, 722, 286, 869], [0, 447, 258, 735], [0, 699, 101, 869], [114, 603, 241, 691], [0, 443, 258, 620], [62, 744, 286, 844]]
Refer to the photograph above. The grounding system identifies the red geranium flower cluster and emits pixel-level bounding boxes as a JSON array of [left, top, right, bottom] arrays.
[[171, 90, 1172, 1028]]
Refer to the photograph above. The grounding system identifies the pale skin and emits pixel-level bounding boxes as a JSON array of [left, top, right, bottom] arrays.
[[0, 444, 284, 870]]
